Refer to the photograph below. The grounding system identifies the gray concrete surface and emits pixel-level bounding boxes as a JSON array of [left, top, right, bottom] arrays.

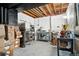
[[13, 41, 71, 56]]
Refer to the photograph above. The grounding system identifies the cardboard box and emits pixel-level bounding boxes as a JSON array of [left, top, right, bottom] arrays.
[[7, 25, 15, 44], [14, 39, 20, 48], [51, 37, 57, 46], [75, 39, 79, 52], [0, 24, 5, 38], [7, 45, 14, 56], [0, 38, 5, 53], [15, 44, 20, 48], [14, 26, 22, 38], [0, 48, 3, 53]]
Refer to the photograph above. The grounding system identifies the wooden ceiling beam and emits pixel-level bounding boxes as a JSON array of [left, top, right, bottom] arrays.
[[32, 8, 43, 17], [35, 8, 44, 17], [45, 4, 52, 15], [38, 7, 46, 16], [30, 9, 41, 17], [35, 7, 44, 17], [51, 4, 57, 15], [43, 5, 50, 15], [49, 4, 55, 16], [53, 3, 67, 15], [39, 6, 48, 16], [60, 3, 68, 14], [23, 11, 36, 18], [27, 9, 39, 17], [62, 8, 67, 12], [49, 4, 55, 15], [62, 3, 69, 8], [53, 3, 61, 10], [23, 12, 35, 18]]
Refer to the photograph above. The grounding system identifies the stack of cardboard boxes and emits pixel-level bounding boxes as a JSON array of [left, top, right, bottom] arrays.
[[0, 25, 5, 54], [6, 25, 15, 56], [0, 24, 22, 56], [14, 26, 22, 48]]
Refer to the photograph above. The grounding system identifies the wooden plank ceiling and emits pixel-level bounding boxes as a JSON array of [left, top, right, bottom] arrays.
[[23, 3, 69, 18]]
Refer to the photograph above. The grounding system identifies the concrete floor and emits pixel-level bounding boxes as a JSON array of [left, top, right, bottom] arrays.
[[13, 41, 71, 56]]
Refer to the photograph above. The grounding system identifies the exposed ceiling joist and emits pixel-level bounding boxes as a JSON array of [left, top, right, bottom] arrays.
[[45, 4, 55, 15], [23, 11, 36, 18], [32, 8, 42, 17], [35, 8, 45, 16], [23, 3, 69, 18], [39, 6, 48, 16], [51, 4, 56, 15], [45, 4, 52, 14], [30, 9, 41, 17], [27, 9, 38, 17]]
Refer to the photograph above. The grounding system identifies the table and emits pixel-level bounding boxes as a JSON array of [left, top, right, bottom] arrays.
[[57, 38, 74, 56]]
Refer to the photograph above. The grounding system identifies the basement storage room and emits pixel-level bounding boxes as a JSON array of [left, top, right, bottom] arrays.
[[0, 3, 79, 56]]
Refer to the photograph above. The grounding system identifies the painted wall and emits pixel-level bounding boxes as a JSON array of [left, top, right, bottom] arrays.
[[34, 16, 50, 32], [34, 14, 66, 32], [66, 3, 76, 30], [18, 12, 34, 31], [51, 14, 66, 32]]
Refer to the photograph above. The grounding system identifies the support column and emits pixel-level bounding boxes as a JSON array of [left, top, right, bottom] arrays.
[[49, 16, 52, 41], [0, 6, 8, 24]]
